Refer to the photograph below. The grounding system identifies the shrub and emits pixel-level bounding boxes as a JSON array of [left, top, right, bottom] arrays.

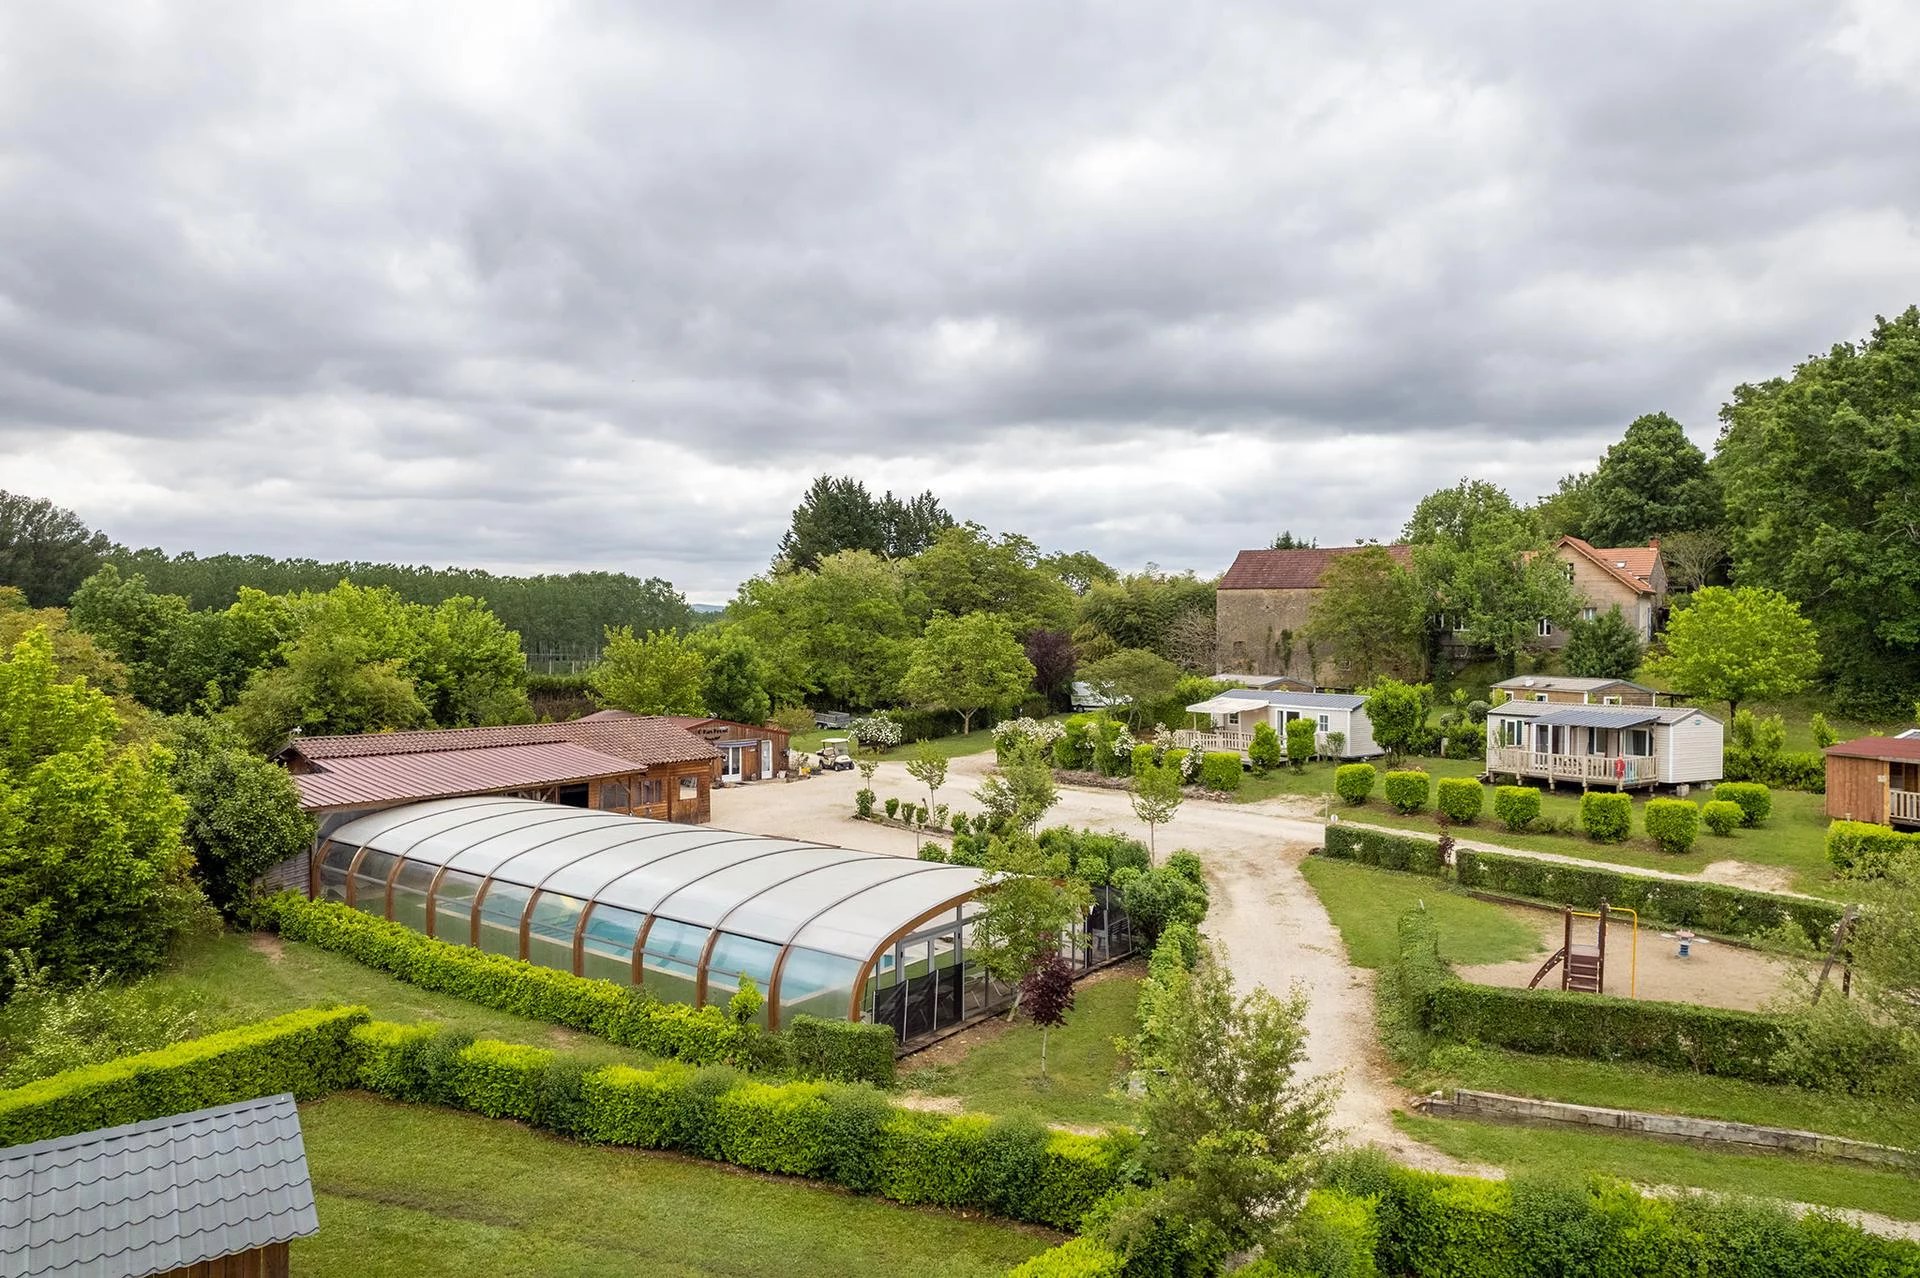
[[1714, 781, 1772, 827], [1248, 722, 1283, 773], [1053, 716, 1094, 770], [788, 1016, 896, 1087], [1325, 730, 1347, 757], [1826, 820, 1920, 878], [1161, 747, 1189, 783], [1700, 800, 1743, 837], [854, 788, 875, 818], [1579, 791, 1631, 842], [0, 959, 209, 1089], [884, 796, 900, 819], [1454, 848, 1842, 947], [1434, 777, 1483, 825], [1322, 825, 1444, 876], [1130, 742, 1158, 776], [1642, 798, 1699, 854], [453, 1039, 551, 1120], [0, 1006, 368, 1147], [1262, 1188, 1380, 1278], [1121, 865, 1210, 942], [1006, 1237, 1125, 1277], [1492, 785, 1540, 832], [1334, 763, 1376, 805], [1286, 718, 1317, 770], [1382, 770, 1430, 814], [1200, 751, 1242, 791]]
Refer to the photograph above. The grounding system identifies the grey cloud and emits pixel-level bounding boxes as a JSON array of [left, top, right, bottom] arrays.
[[2, 1, 1918, 600]]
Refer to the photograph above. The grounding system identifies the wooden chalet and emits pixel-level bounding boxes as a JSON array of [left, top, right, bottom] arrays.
[[1825, 736, 1920, 829]]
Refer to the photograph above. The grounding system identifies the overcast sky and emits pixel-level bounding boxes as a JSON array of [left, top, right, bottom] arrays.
[[3, 3, 1918, 603]]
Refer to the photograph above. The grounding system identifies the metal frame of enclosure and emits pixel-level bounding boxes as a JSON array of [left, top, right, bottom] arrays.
[[310, 796, 1133, 1046]]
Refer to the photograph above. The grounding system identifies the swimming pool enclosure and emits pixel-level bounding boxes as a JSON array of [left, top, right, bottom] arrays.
[[311, 796, 1135, 1045]]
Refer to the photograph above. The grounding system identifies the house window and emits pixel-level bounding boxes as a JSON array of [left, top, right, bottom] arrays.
[[598, 781, 630, 811], [1537, 618, 1554, 638], [1532, 692, 1549, 703], [639, 778, 664, 806], [1625, 729, 1652, 757], [679, 774, 700, 800], [1317, 714, 1330, 732], [1602, 695, 1621, 706], [1563, 563, 1576, 583], [1581, 607, 1597, 621]]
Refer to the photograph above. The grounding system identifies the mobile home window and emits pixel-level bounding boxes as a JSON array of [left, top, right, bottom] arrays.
[[1532, 692, 1549, 702], [1317, 714, 1330, 732], [1602, 695, 1621, 706], [1625, 729, 1652, 756]]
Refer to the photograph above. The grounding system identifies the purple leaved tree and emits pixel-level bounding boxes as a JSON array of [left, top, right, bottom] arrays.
[[1020, 951, 1077, 1079]]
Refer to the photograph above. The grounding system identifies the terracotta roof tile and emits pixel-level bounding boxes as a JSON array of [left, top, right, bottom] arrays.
[[287, 717, 718, 769], [1555, 536, 1659, 595], [1219, 545, 1414, 590], [1826, 736, 1920, 762], [292, 741, 648, 810]]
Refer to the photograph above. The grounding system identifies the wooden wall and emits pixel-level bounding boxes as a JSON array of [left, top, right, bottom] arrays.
[[161, 1241, 291, 1278], [1826, 754, 1889, 824]]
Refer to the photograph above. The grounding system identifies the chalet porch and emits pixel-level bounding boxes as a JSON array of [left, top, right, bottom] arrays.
[[1173, 727, 1329, 758], [1487, 715, 1659, 790]]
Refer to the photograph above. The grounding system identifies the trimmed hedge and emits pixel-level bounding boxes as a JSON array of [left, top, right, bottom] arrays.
[[1006, 1236, 1125, 1277], [1435, 777, 1483, 825], [1250, 722, 1284, 772], [789, 1015, 896, 1088], [1425, 983, 1786, 1080], [1700, 799, 1743, 837], [1713, 781, 1772, 827], [353, 1022, 1133, 1230], [1382, 770, 1431, 814], [1334, 763, 1377, 805], [1453, 848, 1842, 948], [268, 895, 892, 1084], [1321, 1151, 1920, 1277], [1322, 825, 1445, 876], [1827, 820, 1920, 878], [1491, 785, 1540, 832], [0, 1006, 369, 1146], [1642, 798, 1699, 854], [1130, 743, 1158, 776], [1200, 751, 1243, 791], [1579, 791, 1631, 842]]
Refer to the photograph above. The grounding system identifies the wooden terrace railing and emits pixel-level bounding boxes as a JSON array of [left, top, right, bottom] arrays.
[[1486, 745, 1656, 787]]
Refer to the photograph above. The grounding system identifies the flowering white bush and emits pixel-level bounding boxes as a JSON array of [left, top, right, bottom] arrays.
[[992, 717, 1064, 757], [1179, 746, 1203, 782], [848, 713, 903, 751], [1110, 725, 1138, 765]]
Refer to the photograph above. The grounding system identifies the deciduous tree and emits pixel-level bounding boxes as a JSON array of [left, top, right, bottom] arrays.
[[1581, 412, 1722, 546], [693, 627, 772, 725], [167, 716, 314, 916], [1362, 678, 1433, 763], [1080, 648, 1183, 728], [730, 550, 915, 708], [591, 626, 707, 716], [972, 834, 1090, 1017], [907, 524, 1073, 634], [977, 741, 1058, 833], [1304, 544, 1426, 684], [1647, 586, 1819, 719], [897, 612, 1035, 734], [1406, 479, 1578, 676], [1020, 951, 1077, 1078], [1129, 763, 1183, 863], [904, 742, 948, 816], [0, 491, 112, 608], [1022, 628, 1076, 708]]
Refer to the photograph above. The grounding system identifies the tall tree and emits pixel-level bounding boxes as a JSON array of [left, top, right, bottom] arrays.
[[1581, 412, 1722, 546], [693, 628, 772, 725], [1561, 605, 1644, 680], [1717, 307, 1920, 716], [591, 627, 707, 716], [0, 492, 112, 607], [898, 613, 1036, 733], [971, 832, 1089, 1015], [1647, 586, 1819, 718], [1022, 628, 1077, 708], [0, 628, 203, 983], [413, 596, 531, 727], [730, 550, 915, 708], [1534, 471, 1596, 540], [1040, 550, 1118, 595], [775, 475, 952, 570], [906, 524, 1073, 633], [1080, 648, 1184, 728], [1268, 531, 1317, 549], [167, 715, 314, 917], [1074, 569, 1215, 663], [1660, 528, 1728, 595], [1303, 545, 1426, 684], [1406, 479, 1578, 676]]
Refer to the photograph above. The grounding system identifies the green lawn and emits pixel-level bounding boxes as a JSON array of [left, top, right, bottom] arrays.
[[1395, 1112, 1920, 1222], [1298, 857, 1544, 970], [901, 969, 1141, 1128], [150, 931, 653, 1068], [1408, 1045, 1920, 1153], [793, 718, 1061, 764], [296, 1094, 1055, 1277]]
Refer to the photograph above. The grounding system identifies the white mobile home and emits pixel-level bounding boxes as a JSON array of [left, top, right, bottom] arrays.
[[1176, 690, 1380, 760], [1485, 702, 1723, 791]]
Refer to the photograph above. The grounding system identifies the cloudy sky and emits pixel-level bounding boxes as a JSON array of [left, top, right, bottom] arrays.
[[3, 3, 1918, 602]]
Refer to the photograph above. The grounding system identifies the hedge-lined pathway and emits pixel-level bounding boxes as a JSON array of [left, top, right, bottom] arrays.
[[714, 756, 1479, 1174]]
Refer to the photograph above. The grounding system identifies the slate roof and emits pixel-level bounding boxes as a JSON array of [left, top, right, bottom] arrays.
[[1505, 704, 1716, 729], [1826, 736, 1920, 763], [291, 740, 648, 811], [1218, 545, 1414, 590], [0, 1094, 318, 1278]]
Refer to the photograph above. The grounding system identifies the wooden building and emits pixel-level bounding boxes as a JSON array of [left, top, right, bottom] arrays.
[[1490, 676, 1660, 706], [655, 712, 793, 784], [1, 1094, 318, 1278], [1825, 737, 1920, 829]]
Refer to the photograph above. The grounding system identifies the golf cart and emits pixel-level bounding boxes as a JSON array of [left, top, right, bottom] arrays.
[[815, 737, 855, 771]]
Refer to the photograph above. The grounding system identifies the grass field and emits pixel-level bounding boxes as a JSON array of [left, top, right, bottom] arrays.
[[150, 931, 653, 1067], [1408, 1044, 1920, 1153], [792, 718, 1062, 764], [1395, 1111, 1920, 1222], [901, 969, 1141, 1128], [1298, 857, 1543, 970], [295, 1094, 1055, 1277]]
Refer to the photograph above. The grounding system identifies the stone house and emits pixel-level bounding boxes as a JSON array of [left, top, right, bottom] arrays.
[[1213, 545, 1415, 685]]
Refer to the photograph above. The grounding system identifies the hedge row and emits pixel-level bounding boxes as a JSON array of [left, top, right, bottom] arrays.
[[1322, 824, 1446, 876], [352, 1022, 1131, 1230], [0, 1006, 369, 1146], [1454, 848, 1843, 948], [1827, 820, 1920, 878], [1323, 1151, 1920, 1278], [267, 895, 894, 1085]]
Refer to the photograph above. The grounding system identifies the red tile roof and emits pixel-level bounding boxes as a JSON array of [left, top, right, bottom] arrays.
[[1219, 545, 1414, 591], [291, 741, 646, 811], [1826, 736, 1920, 763], [286, 717, 718, 768], [1554, 536, 1659, 595], [1593, 545, 1659, 586]]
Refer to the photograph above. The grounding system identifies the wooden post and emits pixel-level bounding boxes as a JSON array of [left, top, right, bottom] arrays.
[[1812, 905, 1860, 1003], [1596, 901, 1609, 995]]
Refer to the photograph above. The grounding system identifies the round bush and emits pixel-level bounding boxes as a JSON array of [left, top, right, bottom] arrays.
[[1492, 786, 1541, 832], [1334, 763, 1376, 806], [1200, 751, 1243, 792], [1248, 722, 1283, 773], [1700, 800, 1742, 837], [1130, 743, 1158, 777], [1579, 791, 1631, 843], [1382, 770, 1431, 814], [1714, 782, 1772, 827], [1435, 777, 1484, 824], [1644, 798, 1700, 854]]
